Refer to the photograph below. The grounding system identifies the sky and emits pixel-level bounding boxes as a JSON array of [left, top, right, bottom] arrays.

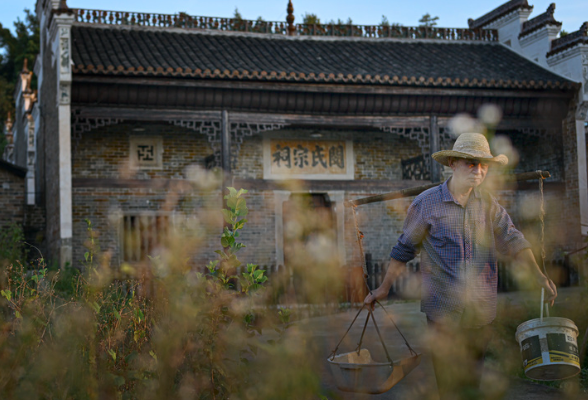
[[1, 0, 586, 35]]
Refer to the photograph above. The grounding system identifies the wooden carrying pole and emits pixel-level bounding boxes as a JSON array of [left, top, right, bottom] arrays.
[[346, 170, 551, 208]]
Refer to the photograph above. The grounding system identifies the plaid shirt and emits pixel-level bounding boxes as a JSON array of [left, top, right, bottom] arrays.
[[390, 179, 531, 327]]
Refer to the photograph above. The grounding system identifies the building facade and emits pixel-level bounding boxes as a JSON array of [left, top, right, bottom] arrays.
[[3, 0, 586, 281]]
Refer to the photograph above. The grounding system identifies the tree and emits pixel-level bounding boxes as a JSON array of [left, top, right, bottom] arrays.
[[419, 13, 439, 27], [0, 9, 39, 155], [302, 13, 320, 25], [233, 7, 243, 21]]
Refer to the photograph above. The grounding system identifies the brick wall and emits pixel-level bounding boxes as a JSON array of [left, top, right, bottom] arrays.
[[0, 167, 25, 229], [70, 122, 572, 271]]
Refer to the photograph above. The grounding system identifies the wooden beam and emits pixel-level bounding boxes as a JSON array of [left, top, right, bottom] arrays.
[[346, 170, 552, 207], [73, 75, 575, 99], [71, 106, 562, 130]]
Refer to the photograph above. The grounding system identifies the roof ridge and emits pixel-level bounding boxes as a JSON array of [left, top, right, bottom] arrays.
[[519, 3, 562, 38], [468, 0, 533, 30], [72, 22, 499, 45]]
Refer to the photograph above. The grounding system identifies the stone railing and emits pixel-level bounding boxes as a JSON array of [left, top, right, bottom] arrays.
[[72, 8, 497, 41], [72, 9, 288, 34], [297, 23, 497, 40]]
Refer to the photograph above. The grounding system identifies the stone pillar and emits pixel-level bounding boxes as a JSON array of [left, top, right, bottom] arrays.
[[49, 7, 74, 267], [575, 118, 588, 236], [429, 115, 440, 182]]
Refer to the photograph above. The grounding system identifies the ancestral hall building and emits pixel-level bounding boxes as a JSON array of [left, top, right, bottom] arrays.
[[3, 0, 588, 272]]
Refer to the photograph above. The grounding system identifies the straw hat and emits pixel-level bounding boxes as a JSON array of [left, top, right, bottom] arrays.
[[432, 133, 508, 166]]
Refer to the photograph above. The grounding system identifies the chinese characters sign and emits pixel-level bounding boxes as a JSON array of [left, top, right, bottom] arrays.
[[264, 139, 353, 180]]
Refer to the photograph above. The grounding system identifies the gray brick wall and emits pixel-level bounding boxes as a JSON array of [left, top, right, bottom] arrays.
[[0, 168, 25, 229], [69, 122, 574, 271]]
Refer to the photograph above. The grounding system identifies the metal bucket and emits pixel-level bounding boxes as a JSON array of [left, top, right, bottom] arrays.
[[327, 349, 421, 394], [515, 317, 580, 381]]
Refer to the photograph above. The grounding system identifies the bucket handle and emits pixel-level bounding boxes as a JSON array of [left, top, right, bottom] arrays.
[[540, 288, 550, 322]]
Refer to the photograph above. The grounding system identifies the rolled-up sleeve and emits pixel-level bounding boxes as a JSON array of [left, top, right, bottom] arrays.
[[491, 198, 531, 257], [390, 199, 428, 262]]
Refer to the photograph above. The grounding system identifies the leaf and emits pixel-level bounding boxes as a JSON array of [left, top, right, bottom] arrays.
[[89, 301, 101, 313], [226, 197, 238, 209], [1, 290, 11, 301], [221, 209, 233, 224], [84, 252, 89, 262], [220, 237, 229, 248], [235, 197, 246, 210], [237, 188, 248, 196], [236, 207, 249, 217], [108, 349, 117, 361], [228, 187, 238, 197], [133, 330, 144, 343], [149, 350, 158, 361], [114, 309, 121, 321], [30, 275, 38, 283], [15, 311, 22, 319], [234, 219, 247, 230]]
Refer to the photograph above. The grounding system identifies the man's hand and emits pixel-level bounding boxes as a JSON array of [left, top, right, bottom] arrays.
[[516, 248, 558, 306], [364, 286, 389, 309], [537, 275, 557, 306], [363, 258, 407, 309]]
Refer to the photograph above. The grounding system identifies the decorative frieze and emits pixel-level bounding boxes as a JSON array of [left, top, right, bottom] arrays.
[[230, 122, 286, 168], [71, 115, 124, 155], [169, 120, 222, 166]]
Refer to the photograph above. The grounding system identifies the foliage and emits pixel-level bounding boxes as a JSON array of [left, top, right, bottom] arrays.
[[419, 13, 439, 27], [233, 7, 243, 21], [0, 188, 323, 399], [0, 9, 39, 155], [0, 223, 27, 267], [302, 13, 321, 25]]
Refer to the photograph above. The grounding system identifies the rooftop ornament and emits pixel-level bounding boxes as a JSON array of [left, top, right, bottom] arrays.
[[71, 7, 497, 41], [519, 3, 562, 38]]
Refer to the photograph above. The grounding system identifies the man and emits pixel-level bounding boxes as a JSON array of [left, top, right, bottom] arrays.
[[364, 132, 557, 399]]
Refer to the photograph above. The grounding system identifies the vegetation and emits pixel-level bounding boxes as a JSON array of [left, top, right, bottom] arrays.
[[302, 13, 321, 25], [0, 188, 326, 399], [418, 13, 439, 27], [0, 9, 39, 155]]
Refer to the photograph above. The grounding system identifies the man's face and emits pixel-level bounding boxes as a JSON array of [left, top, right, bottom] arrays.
[[449, 157, 489, 188]]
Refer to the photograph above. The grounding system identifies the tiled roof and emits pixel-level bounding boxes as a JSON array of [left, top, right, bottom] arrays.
[[0, 160, 26, 178], [468, 0, 533, 30], [548, 22, 588, 57], [519, 3, 561, 38], [71, 25, 575, 90]]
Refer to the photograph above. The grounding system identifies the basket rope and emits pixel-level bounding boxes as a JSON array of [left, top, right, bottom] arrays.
[[328, 205, 418, 360]]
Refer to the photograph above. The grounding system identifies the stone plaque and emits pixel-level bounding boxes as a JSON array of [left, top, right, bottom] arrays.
[[263, 139, 353, 180]]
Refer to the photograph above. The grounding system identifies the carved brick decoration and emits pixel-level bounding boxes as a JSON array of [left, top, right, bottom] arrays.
[[230, 123, 286, 168], [381, 126, 454, 179], [169, 120, 222, 166], [71, 115, 124, 155], [402, 154, 430, 180]]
